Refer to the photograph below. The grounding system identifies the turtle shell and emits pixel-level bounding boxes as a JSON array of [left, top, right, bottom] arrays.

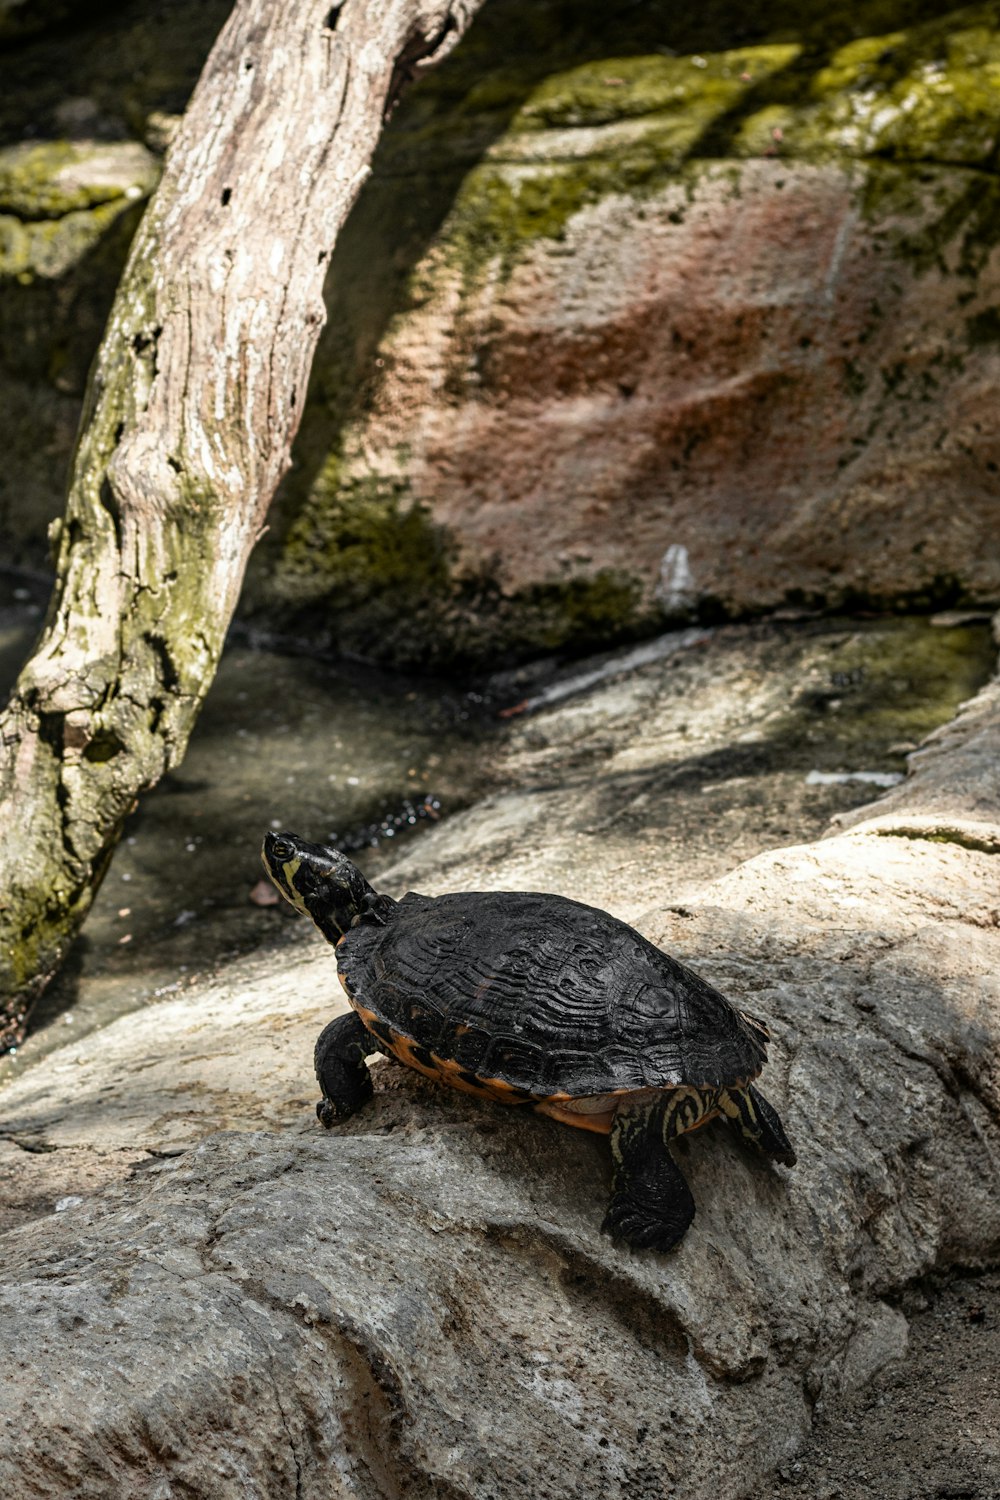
[[336, 890, 767, 1097]]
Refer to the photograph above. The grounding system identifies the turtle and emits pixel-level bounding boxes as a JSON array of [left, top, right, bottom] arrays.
[[261, 830, 796, 1252]]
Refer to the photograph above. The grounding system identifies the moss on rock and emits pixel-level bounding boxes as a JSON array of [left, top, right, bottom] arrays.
[[0, 139, 158, 219], [512, 47, 802, 133], [769, 616, 1000, 770], [369, 3, 1000, 293], [263, 456, 650, 668], [275, 468, 455, 616], [0, 138, 157, 561], [6, 0, 1000, 664], [0, 139, 159, 283], [0, 0, 222, 570], [797, 9, 1000, 165]]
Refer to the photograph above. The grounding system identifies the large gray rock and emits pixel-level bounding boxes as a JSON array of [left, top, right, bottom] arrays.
[[0, 633, 998, 1497]]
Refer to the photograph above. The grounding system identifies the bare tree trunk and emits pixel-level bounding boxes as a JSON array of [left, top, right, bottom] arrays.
[[0, 0, 485, 1045]]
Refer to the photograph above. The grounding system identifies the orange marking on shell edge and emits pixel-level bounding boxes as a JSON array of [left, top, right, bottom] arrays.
[[534, 1099, 616, 1135], [349, 999, 539, 1106], [342, 995, 740, 1133]]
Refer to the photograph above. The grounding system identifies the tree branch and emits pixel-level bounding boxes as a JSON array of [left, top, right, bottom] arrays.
[[0, 0, 487, 1044]]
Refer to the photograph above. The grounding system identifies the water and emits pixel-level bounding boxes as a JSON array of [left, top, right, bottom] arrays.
[[0, 577, 995, 1080], [0, 585, 498, 1070]]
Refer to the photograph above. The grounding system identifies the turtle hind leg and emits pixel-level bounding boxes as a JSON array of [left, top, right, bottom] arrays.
[[314, 1010, 375, 1127], [603, 1098, 696, 1253], [721, 1082, 797, 1166]]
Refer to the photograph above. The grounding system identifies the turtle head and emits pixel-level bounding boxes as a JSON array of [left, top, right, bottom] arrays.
[[261, 831, 377, 944]]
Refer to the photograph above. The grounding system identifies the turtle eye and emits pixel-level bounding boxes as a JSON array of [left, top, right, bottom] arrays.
[[267, 834, 295, 863]]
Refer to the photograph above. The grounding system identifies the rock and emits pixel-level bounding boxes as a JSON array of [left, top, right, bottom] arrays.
[[0, 627, 997, 1498], [245, 2, 1000, 663], [831, 673, 1000, 835], [5, 3, 1000, 663], [0, 0, 231, 568], [0, 135, 159, 563], [0, 139, 159, 221]]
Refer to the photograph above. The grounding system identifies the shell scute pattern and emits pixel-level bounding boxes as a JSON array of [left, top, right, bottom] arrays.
[[336, 889, 767, 1097]]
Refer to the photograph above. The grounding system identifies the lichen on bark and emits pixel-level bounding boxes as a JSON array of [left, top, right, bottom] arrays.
[[0, 0, 490, 1043]]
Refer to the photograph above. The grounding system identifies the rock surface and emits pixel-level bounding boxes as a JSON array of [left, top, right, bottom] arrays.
[[246, 0, 1000, 662], [744, 1268, 1000, 1499], [0, 624, 997, 1498], [4, 2, 1000, 665], [0, 0, 229, 562]]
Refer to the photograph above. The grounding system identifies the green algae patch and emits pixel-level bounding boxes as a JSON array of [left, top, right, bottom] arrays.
[[0, 140, 159, 283], [766, 616, 998, 772], [802, 10, 1000, 166], [496, 571, 648, 659], [0, 140, 158, 220], [442, 159, 629, 279], [728, 4, 1000, 166], [853, 159, 1000, 280], [512, 47, 801, 132], [271, 469, 456, 619], [441, 132, 729, 281], [0, 198, 142, 281]]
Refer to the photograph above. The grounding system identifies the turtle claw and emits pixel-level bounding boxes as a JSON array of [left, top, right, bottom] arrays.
[[605, 1099, 698, 1253], [601, 1192, 693, 1253], [316, 1098, 339, 1128], [313, 1011, 375, 1124], [315, 1092, 369, 1128]]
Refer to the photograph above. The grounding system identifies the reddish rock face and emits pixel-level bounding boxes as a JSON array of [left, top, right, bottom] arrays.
[[248, 5, 1000, 662], [347, 158, 1000, 634], [4, 4, 999, 665]]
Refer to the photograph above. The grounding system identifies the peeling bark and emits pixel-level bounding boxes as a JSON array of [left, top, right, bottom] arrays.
[[0, 0, 486, 1044]]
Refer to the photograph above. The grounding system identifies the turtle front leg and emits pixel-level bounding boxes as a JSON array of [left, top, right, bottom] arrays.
[[314, 1010, 375, 1127], [603, 1097, 696, 1253], [720, 1082, 797, 1166]]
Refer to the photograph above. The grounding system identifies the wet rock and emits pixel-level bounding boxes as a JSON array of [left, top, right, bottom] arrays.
[[0, 632, 997, 1497]]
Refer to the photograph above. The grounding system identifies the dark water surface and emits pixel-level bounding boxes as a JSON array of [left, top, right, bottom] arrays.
[[0, 584, 497, 1072]]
